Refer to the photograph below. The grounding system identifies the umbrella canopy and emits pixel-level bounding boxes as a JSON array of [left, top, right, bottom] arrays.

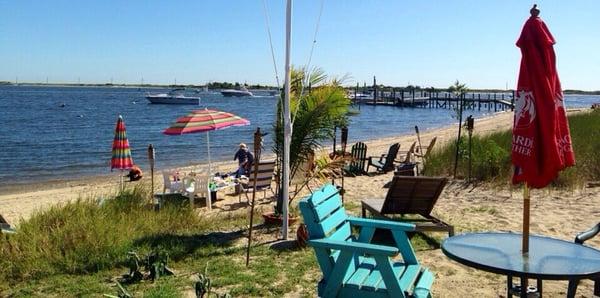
[[512, 7, 575, 188], [512, 5, 576, 255], [163, 109, 250, 135], [111, 115, 134, 171]]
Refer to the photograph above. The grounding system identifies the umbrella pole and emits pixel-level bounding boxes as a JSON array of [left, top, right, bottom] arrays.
[[206, 131, 212, 210], [120, 170, 124, 191], [246, 128, 262, 267], [522, 183, 530, 253]]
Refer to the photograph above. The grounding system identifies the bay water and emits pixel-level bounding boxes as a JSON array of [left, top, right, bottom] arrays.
[[0, 85, 596, 186]]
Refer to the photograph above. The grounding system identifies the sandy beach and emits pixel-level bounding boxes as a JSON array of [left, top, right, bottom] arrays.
[[1, 109, 599, 296]]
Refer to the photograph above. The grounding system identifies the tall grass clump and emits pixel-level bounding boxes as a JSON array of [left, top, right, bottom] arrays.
[[424, 109, 600, 187], [0, 185, 208, 284]]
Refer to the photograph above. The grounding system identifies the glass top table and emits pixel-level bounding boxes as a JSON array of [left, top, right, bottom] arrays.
[[442, 232, 600, 297]]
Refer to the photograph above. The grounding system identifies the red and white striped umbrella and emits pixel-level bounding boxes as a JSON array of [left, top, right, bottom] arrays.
[[111, 115, 134, 171], [111, 115, 134, 190], [163, 109, 250, 185], [163, 109, 249, 135]]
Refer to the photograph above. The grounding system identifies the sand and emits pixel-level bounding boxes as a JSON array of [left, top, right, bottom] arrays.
[[1, 109, 599, 297]]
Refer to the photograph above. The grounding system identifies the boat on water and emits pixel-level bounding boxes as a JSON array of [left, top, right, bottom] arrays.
[[348, 92, 374, 101], [145, 89, 201, 105], [221, 86, 253, 97]]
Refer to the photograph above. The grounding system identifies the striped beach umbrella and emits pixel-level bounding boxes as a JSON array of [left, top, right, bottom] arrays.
[[163, 109, 250, 196], [111, 116, 134, 189]]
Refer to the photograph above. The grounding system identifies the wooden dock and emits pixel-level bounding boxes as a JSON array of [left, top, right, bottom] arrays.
[[351, 88, 515, 112]]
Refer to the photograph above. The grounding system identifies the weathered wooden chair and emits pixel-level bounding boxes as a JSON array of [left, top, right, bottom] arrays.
[[367, 143, 400, 174], [239, 160, 276, 204], [299, 184, 434, 298], [567, 222, 600, 297], [414, 137, 437, 175], [362, 176, 454, 237], [395, 142, 417, 176], [343, 142, 368, 176]]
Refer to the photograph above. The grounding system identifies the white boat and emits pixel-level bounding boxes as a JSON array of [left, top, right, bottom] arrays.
[[145, 89, 201, 105], [221, 86, 253, 97], [348, 92, 374, 101]]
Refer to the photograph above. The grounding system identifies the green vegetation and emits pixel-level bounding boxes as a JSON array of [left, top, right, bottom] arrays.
[[0, 183, 439, 296], [273, 67, 351, 214], [424, 109, 600, 187]]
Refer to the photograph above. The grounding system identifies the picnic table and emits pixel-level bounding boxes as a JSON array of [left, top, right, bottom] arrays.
[[442, 232, 600, 297]]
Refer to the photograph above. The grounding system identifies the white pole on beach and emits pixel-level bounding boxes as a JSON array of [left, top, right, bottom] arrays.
[[281, 0, 292, 240], [206, 131, 212, 210]]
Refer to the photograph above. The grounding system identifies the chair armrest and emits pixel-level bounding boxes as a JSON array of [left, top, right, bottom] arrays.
[[308, 238, 399, 256], [575, 222, 600, 244], [348, 216, 415, 232]]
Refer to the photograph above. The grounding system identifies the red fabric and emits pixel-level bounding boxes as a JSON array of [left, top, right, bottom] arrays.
[[512, 16, 575, 188]]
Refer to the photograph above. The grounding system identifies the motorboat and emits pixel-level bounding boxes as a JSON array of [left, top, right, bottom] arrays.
[[348, 92, 374, 101], [220, 86, 253, 97], [145, 89, 201, 105]]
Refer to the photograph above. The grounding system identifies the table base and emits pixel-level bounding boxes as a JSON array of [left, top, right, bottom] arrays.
[[508, 276, 542, 298]]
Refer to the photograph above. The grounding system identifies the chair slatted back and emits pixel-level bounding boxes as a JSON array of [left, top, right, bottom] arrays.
[[348, 142, 367, 174], [299, 184, 351, 276], [194, 175, 208, 197], [402, 141, 417, 164], [382, 143, 401, 171], [247, 160, 276, 190], [419, 137, 437, 159], [382, 176, 448, 216]]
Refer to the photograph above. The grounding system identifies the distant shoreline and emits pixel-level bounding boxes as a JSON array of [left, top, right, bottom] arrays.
[[2, 83, 599, 95]]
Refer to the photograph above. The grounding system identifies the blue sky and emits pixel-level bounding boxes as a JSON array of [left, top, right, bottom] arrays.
[[1, 1, 598, 90]]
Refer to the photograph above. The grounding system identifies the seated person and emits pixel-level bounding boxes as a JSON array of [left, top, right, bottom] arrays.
[[126, 165, 143, 181], [233, 143, 254, 177]]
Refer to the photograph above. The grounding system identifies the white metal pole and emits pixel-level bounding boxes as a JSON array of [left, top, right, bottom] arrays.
[[282, 0, 292, 239], [206, 131, 212, 210]]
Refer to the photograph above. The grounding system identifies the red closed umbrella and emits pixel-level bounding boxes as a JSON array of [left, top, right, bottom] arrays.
[[111, 115, 134, 189], [512, 5, 575, 252]]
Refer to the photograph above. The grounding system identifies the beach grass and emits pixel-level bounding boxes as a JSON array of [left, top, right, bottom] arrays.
[[424, 109, 600, 187], [0, 183, 441, 296]]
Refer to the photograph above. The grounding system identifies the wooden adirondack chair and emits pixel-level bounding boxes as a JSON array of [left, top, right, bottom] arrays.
[[414, 137, 437, 175], [367, 143, 400, 174], [343, 142, 368, 176], [299, 184, 434, 298], [395, 142, 417, 176]]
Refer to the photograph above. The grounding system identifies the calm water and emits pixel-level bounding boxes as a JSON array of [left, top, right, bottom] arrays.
[[0, 85, 597, 186]]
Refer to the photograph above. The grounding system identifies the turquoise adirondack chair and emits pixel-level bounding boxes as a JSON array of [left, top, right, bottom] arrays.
[[299, 184, 434, 298]]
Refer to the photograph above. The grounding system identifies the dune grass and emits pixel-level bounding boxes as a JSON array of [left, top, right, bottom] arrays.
[[424, 109, 600, 187], [0, 186, 269, 296], [0, 185, 324, 296], [0, 184, 440, 296]]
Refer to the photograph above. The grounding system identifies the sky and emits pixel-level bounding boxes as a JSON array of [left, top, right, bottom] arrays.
[[1, 1, 599, 90]]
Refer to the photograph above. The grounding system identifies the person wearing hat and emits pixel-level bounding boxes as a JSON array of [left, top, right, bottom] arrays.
[[233, 143, 254, 178]]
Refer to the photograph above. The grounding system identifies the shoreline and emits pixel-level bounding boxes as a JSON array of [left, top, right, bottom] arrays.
[[0, 109, 590, 225], [0, 110, 512, 196]]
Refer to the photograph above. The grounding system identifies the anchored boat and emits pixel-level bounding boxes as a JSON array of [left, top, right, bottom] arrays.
[[145, 89, 201, 105]]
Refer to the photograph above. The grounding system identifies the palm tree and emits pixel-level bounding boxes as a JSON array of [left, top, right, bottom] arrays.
[[273, 67, 351, 215]]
